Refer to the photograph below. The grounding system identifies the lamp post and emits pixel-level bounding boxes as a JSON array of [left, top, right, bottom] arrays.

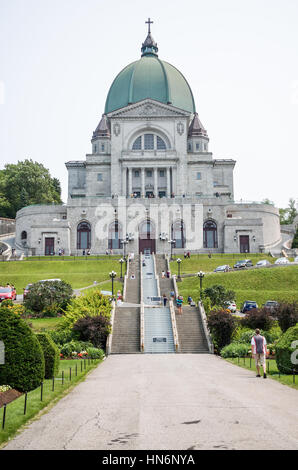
[[197, 271, 205, 301], [109, 270, 117, 296], [121, 239, 129, 258], [177, 258, 182, 281], [119, 258, 124, 280], [168, 239, 176, 261]]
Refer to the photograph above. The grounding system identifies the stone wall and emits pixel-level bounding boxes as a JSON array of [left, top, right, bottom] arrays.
[[0, 218, 15, 235]]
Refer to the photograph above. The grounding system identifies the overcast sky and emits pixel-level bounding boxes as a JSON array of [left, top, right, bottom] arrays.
[[0, 0, 297, 208]]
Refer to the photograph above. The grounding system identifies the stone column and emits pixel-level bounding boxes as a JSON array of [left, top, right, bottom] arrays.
[[122, 167, 127, 197], [172, 167, 177, 196], [167, 167, 171, 197], [141, 168, 145, 198], [154, 167, 158, 198], [128, 168, 132, 196]]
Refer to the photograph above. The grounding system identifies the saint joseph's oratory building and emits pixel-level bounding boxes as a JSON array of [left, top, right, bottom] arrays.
[[16, 22, 281, 256]]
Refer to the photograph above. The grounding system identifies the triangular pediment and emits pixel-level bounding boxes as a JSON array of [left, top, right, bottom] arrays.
[[107, 99, 191, 119]]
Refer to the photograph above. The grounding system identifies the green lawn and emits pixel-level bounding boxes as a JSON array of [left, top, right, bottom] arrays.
[[0, 358, 101, 447], [174, 265, 298, 307], [225, 357, 298, 390], [24, 317, 64, 332], [0, 257, 123, 293]]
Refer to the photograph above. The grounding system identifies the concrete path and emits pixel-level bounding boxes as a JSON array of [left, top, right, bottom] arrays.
[[3, 354, 298, 450]]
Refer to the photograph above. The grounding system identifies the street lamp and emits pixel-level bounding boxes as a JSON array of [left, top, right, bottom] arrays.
[[177, 258, 182, 281], [119, 258, 124, 279], [120, 239, 129, 258], [168, 239, 176, 261], [109, 270, 117, 296], [197, 271, 205, 301]]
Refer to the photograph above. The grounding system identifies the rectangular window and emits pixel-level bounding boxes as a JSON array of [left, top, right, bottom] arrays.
[[134, 170, 140, 177], [97, 173, 103, 181], [196, 143, 200, 150], [144, 134, 154, 150], [146, 170, 152, 177], [101, 144, 105, 152], [159, 170, 165, 177], [94, 145, 97, 153], [196, 172, 202, 180]]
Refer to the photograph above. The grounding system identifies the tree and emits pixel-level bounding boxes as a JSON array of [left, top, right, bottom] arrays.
[[207, 310, 236, 351], [275, 302, 298, 333], [24, 280, 73, 314], [0, 159, 62, 219], [72, 315, 111, 349], [203, 285, 236, 308], [279, 198, 298, 225]]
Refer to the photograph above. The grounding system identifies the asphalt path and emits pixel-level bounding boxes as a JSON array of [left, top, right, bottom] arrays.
[[3, 354, 298, 450]]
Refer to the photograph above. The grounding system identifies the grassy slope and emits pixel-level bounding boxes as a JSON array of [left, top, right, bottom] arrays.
[[174, 265, 298, 307], [0, 257, 122, 293]]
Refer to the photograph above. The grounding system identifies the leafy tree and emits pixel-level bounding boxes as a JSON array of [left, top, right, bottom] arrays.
[[72, 315, 111, 349], [292, 228, 298, 249], [275, 324, 298, 374], [241, 308, 274, 331], [279, 198, 298, 225], [24, 280, 73, 314], [0, 159, 62, 218], [203, 285, 236, 308]]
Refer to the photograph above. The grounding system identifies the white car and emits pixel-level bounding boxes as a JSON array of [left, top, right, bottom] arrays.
[[225, 301, 237, 313], [274, 257, 290, 265], [256, 259, 271, 267], [294, 256, 298, 263]]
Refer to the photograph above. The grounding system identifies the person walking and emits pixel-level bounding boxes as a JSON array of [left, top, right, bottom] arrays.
[[251, 329, 267, 378], [162, 294, 168, 307], [176, 295, 183, 315]]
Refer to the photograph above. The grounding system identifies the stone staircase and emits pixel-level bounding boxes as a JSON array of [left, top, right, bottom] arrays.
[[110, 307, 140, 354], [155, 254, 174, 299], [175, 306, 209, 353], [125, 255, 140, 304]]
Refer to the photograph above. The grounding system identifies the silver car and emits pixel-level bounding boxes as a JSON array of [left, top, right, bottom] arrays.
[[256, 259, 271, 267]]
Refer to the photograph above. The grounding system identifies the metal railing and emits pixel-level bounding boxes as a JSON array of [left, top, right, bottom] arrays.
[[169, 300, 180, 353], [105, 300, 116, 356], [198, 301, 214, 354]]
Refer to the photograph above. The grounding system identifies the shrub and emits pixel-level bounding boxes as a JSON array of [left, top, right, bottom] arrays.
[[48, 329, 74, 347], [241, 308, 274, 331], [59, 290, 112, 333], [0, 299, 14, 307], [220, 342, 250, 358], [202, 297, 212, 315], [275, 324, 298, 374], [41, 303, 61, 318], [207, 310, 236, 351], [36, 333, 60, 379], [4, 304, 25, 316], [275, 302, 298, 333], [203, 285, 236, 308], [60, 340, 93, 358], [86, 347, 105, 360], [72, 315, 111, 349], [24, 280, 73, 314], [0, 307, 45, 392]]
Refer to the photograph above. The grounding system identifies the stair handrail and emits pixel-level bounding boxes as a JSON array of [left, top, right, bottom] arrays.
[[169, 299, 180, 353], [122, 255, 130, 301], [198, 301, 214, 354], [172, 273, 179, 300], [140, 254, 145, 352], [152, 253, 161, 298], [105, 299, 116, 356]]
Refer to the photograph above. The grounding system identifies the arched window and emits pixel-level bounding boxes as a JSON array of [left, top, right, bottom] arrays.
[[203, 220, 218, 248], [172, 220, 185, 249], [77, 221, 91, 250], [132, 134, 168, 150], [139, 219, 155, 240], [108, 220, 122, 249], [21, 230, 27, 240]]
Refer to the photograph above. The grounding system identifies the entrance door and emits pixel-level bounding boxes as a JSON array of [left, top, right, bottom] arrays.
[[139, 220, 156, 254], [240, 235, 250, 253], [45, 237, 55, 256]]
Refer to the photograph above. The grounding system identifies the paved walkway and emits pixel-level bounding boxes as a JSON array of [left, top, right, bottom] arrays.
[[4, 355, 298, 450]]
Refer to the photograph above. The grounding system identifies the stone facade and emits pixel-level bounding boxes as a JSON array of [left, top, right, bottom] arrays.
[[15, 34, 281, 257]]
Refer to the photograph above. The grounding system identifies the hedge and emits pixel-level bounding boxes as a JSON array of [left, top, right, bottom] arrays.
[[275, 324, 298, 374], [36, 333, 60, 379], [0, 307, 45, 392]]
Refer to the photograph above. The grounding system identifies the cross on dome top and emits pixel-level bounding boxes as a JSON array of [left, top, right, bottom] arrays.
[[141, 18, 158, 57], [145, 18, 153, 34]]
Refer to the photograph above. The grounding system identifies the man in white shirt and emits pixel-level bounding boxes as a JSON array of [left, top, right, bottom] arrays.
[[251, 329, 267, 378]]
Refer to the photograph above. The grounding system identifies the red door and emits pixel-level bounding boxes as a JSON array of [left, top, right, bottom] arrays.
[[139, 220, 156, 254], [45, 237, 55, 256], [240, 235, 250, 253]]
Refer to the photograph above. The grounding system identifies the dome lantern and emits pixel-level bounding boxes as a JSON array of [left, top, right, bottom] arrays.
[[141, 18, 158, 57]]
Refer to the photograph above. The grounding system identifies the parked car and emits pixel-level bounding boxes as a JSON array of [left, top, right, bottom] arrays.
[[234, 259, 253, 269], [0, 285, 17, 302], [23, 283, 33, 299], [224, 301, 237, 313], [241, 300, 258, 313], [256, 259, 271, 267], [294, 256, 298, 263], [214, 265, 231, 273], [38, 278, 62, 283], [274, 257, 290, 265], [263, 300, 279, 313]]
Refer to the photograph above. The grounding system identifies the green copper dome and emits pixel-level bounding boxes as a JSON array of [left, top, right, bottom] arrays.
[[104, 35, 196, 114]]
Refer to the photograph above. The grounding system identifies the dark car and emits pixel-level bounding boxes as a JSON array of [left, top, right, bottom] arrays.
[[234, 259, 253, 269], [241, 300, 258, 313], [0, 286, 17, 302], [23, 283, 33, 299], [214, 264, 231, 273]]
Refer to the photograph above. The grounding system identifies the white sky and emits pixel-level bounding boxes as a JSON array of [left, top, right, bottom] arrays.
[[0, 0, 297, 208]]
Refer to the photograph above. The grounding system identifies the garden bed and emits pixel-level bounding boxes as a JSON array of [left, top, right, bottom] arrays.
[[0, 389, 22, 408]]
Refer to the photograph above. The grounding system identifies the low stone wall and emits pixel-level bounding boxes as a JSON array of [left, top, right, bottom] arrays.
[[0, 218, 15, 236]]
